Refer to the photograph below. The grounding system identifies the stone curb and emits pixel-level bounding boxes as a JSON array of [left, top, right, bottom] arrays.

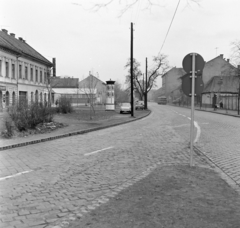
[[170, 104, 240, 118], [0, 111, 151, 151], [195, 108, 240, 118]]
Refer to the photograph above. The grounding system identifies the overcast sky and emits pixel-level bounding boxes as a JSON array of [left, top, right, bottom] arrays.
[[1, 0, 240, 88]]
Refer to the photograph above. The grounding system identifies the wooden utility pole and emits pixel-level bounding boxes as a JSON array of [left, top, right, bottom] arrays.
[[130, 22, 134, 117], [145, 57, 148, 109]]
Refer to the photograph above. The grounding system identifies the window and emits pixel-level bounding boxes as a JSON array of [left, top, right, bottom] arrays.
[[35, 69, 38, 82], [31, 68, 33, 81], [40, 71, 42, 83], [19, 64, 22, 79], [25, 66, 28, 80], [12, 64, 15, 79], [5, 62, 9, 77], [31, 92, 33, 103], [44, 71, 46, 83], [5, 91, 9, 106], [12, 92, 16, 106]]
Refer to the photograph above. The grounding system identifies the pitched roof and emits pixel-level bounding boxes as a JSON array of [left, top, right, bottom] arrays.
[[202, 76, 239, 94], [0, 30, 52, 66], [51, 77, 79, 88], [162, 67, 186, 78], [79, 74, 106, 86]]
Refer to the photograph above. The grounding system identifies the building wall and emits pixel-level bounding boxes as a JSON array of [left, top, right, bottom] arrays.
[[161, 67, 185, 102], [0, 49, 51, 109], [202, 54, 237, 85], [79, 75, 106, 104]]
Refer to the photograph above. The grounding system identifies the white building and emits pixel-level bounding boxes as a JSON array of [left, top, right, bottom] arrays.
[[0, 29, 53, 110]]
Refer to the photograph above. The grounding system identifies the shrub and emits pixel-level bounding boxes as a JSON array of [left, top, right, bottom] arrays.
[[57, 97, 73, 114], [9, 101, 55, 131], [1, 118, 15, 138]]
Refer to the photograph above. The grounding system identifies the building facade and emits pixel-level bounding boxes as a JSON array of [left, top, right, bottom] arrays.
[[161, 67, 185, 103], [202, 54, 237, 85], [0, 29, 53, 110], [79, 74, 106, 104]]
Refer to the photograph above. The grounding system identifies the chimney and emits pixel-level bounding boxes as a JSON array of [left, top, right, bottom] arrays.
[[18, 37, 23, 41], [52, 58, 56, 77], [2, 29, 8, 34], [10, 33, 15, 38], [220, 54, 224, 58], [227, 59, 229, 62]]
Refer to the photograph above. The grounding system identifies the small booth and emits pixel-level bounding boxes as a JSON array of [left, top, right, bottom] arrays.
[[105, 79, 115, 111]]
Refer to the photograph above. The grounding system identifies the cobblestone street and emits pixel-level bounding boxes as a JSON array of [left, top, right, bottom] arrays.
[[0, 103, 239, 227], [170, 106, 240, 185]]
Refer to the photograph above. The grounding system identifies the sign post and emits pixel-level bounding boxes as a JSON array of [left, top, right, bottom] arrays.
[[182, 53, 205, 167], [190, 53, 196, 166]]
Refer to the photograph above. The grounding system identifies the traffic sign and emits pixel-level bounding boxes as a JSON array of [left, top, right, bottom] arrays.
[[182, 53, 205, 74], [181, 52, 205, 167], [181, 73, 204, 96]]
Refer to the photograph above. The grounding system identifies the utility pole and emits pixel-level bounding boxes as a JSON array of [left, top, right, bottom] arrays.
[[142, 73, 144, 99], [130, 22, 134, 117], [145, 57, 148, 109]]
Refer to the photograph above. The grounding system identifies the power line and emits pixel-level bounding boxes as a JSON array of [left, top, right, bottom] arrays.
[[158, 0, 181, 56]]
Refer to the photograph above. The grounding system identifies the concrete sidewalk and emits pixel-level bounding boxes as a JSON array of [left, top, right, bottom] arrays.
[[173, 104, 240, 118]]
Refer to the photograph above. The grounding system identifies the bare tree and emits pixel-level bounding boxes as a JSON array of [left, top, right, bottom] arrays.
[[83, 0, 201, 17], [114, 81, 129, 104], [125, 54, 169, 101], [79, 75, 98, 119], [230, 40, 240, 67]]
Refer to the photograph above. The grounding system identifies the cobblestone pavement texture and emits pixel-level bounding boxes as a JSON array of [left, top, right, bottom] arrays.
[[0, 103, 239, 227]]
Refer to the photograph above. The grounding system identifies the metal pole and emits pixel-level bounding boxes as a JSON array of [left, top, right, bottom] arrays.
[[190, 53, 196, 167]]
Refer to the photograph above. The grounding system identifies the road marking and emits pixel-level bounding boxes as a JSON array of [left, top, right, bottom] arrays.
[[84, 146, 114, 156], [193, 121, 201, 143], [173, 124, 189, 128], [0, 170, 33, 181], [186, 117, 201, 143]]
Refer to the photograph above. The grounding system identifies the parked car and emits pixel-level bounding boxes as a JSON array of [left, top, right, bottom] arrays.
[[120, 103, 131, 114], [135, 100, 144, 110]]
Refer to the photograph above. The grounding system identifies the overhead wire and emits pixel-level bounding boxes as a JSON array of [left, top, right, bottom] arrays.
[[148, 0, 181, 70], [158, 0, 181, 56]]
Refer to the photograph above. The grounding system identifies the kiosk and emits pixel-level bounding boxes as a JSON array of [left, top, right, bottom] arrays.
[[105, 79, 115, 111]]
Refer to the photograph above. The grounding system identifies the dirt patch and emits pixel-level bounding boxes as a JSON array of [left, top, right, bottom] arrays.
[[69, 165, 240, 228]]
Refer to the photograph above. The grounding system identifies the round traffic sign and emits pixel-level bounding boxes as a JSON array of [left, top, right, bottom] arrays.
[[181, 73, 204, 97], [182, 53, 205, 74]]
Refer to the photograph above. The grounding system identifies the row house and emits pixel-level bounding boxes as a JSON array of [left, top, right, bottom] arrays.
[[0, 29, 53, 110]]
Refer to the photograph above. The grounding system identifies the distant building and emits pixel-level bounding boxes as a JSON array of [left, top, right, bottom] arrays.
[[202, 75, 240, 109], [51, 77, 79, 106], [0, 29, 53, 110], [161, 67, 185, 103], [79, 73, 106, 104], [161, 54, 238, 106]]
